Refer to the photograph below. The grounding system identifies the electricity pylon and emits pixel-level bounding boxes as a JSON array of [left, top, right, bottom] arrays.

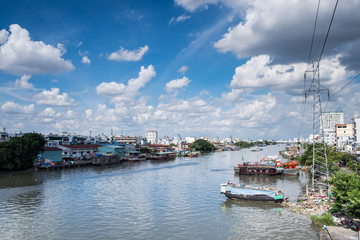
[[305, 57, 330, 193]]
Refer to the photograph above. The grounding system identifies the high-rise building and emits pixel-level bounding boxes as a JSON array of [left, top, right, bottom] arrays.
[[353, 114, 360, 147], [145, 130, 158, 144], [322, 112, 344, 130]]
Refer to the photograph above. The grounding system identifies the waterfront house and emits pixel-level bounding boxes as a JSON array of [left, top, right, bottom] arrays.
[[39, 147, 63, 163], [57, 144, 102, 159], [98, 145, 126, 157]]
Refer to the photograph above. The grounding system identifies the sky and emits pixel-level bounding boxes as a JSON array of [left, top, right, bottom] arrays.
[[1, 0, 360, 140]]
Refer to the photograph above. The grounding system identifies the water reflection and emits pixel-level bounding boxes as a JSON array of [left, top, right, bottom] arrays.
[[235, 174, 281, 186], [0, 170, 43, 189], [6, 190, 43, 214]]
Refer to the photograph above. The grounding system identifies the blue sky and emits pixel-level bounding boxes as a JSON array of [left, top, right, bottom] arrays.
[[1, 0, 360, 140]]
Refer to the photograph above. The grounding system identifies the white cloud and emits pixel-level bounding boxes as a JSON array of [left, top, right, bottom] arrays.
[[1, 101, 35, 114], [0, 29, 9, 44], [169, 14, 191, 24], [230, 55, 305, 91], [108, 45, 149, 62], [81, 56, 91, 65], [178, 65, 188, 74], [85, 109, 93, 119], [212, 0, 360, 66], [33, 88, 76, 106], [174, 0, 220, 12], [96, 65, 156, 103], [14, 74, 34, 89], [287, 112, 300, 117], [0, 24, 75, 75], [165, 76, 191, 93]]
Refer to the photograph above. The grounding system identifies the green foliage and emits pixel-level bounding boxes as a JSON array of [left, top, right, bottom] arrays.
[[345, 190, 360, 217], [310, 213, 335, 227], [330, 172, 360, 217], [190, 139, 215, 152], [234, 141, 252, 148], [299, 144, 353, 174], [0, 133, 45, 171]]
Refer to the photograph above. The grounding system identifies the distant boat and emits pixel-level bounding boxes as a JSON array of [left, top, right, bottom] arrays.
[[251, 148, 263, 152], [220, 182, 285, 203]]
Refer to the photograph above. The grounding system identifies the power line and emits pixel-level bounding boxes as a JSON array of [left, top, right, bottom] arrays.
[[308, 0, 321, 66], [329, 72, 360, 100], [319, 0, 339, 62]]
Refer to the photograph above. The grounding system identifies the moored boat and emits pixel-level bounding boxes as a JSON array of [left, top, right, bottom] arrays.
[[148, 152, 176, 160], [234, 162, 284, 175], [220, 182, 284, 203]]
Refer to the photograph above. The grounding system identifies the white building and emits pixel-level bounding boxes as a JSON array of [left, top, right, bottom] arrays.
[[354, 114, 360, 147], [324, 129, 336, 146], [185, 136, 196, 143], [322, 112, 344, 131], [145, 130, 158, 144]]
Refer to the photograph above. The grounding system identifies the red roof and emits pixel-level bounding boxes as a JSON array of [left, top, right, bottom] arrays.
[[62, 144, 102, 149], [44, 147, 62, 151]]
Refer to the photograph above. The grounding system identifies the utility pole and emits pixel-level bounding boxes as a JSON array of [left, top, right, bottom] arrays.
[[305, 57, 330, 193]]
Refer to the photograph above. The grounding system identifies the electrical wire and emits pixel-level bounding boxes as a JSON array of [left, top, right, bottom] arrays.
[[329, 72, 360, 100], [307, 0, 321, 66], [318, 0, 339, 62]]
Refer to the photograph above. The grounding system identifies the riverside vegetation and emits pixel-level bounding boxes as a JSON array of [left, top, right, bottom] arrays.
[[295, 143, 360, 226], [0, 133, 45, 171]]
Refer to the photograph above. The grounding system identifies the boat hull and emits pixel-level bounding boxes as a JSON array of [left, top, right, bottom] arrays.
[[283, 167, 301, 176], [224, 192, 281, 202], [220, 183, 284, 203]]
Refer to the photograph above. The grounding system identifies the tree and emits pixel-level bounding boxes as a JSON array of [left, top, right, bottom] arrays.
[[330, 172, 360, 217], [0, 133, 45, 171], [234, 141, 251, 148], [190, 139, 215, 152]]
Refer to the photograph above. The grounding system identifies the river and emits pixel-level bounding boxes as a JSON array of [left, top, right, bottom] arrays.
[[0, 144, 319, 239]]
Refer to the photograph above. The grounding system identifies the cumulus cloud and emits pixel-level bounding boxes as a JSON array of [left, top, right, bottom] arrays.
[[96, 65, 156, 102], [108, 45, 149, 62], [85, 109, 93, 119], [178, 65, 188, 74], [0, 29, 8, 44], [212, 0, 360, 67], [169, 14, 191, 24], [14, 74, 34, 89], [81, 56, 91, 65], [1, 101, 35, 114], [165, 77, 191, 93], [0, 24, 75, 75], [33, 88, 76, 106], [230, 55, 305, 92]]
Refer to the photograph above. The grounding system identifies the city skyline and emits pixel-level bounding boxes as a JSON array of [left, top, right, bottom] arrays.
[[1, 0, 360, 139]]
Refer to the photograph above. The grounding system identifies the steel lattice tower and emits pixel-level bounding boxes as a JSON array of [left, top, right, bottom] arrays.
[[305, 57, 330, 192]]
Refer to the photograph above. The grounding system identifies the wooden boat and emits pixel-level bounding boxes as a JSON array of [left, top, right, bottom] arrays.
[[220, 182, 284, 203], [189, 151, 200, 157], [234, 162, 283, 175], [148, 152, 176, 160]]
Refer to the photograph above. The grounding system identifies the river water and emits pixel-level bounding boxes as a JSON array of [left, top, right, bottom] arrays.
[[0, 145, 318, 240]]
